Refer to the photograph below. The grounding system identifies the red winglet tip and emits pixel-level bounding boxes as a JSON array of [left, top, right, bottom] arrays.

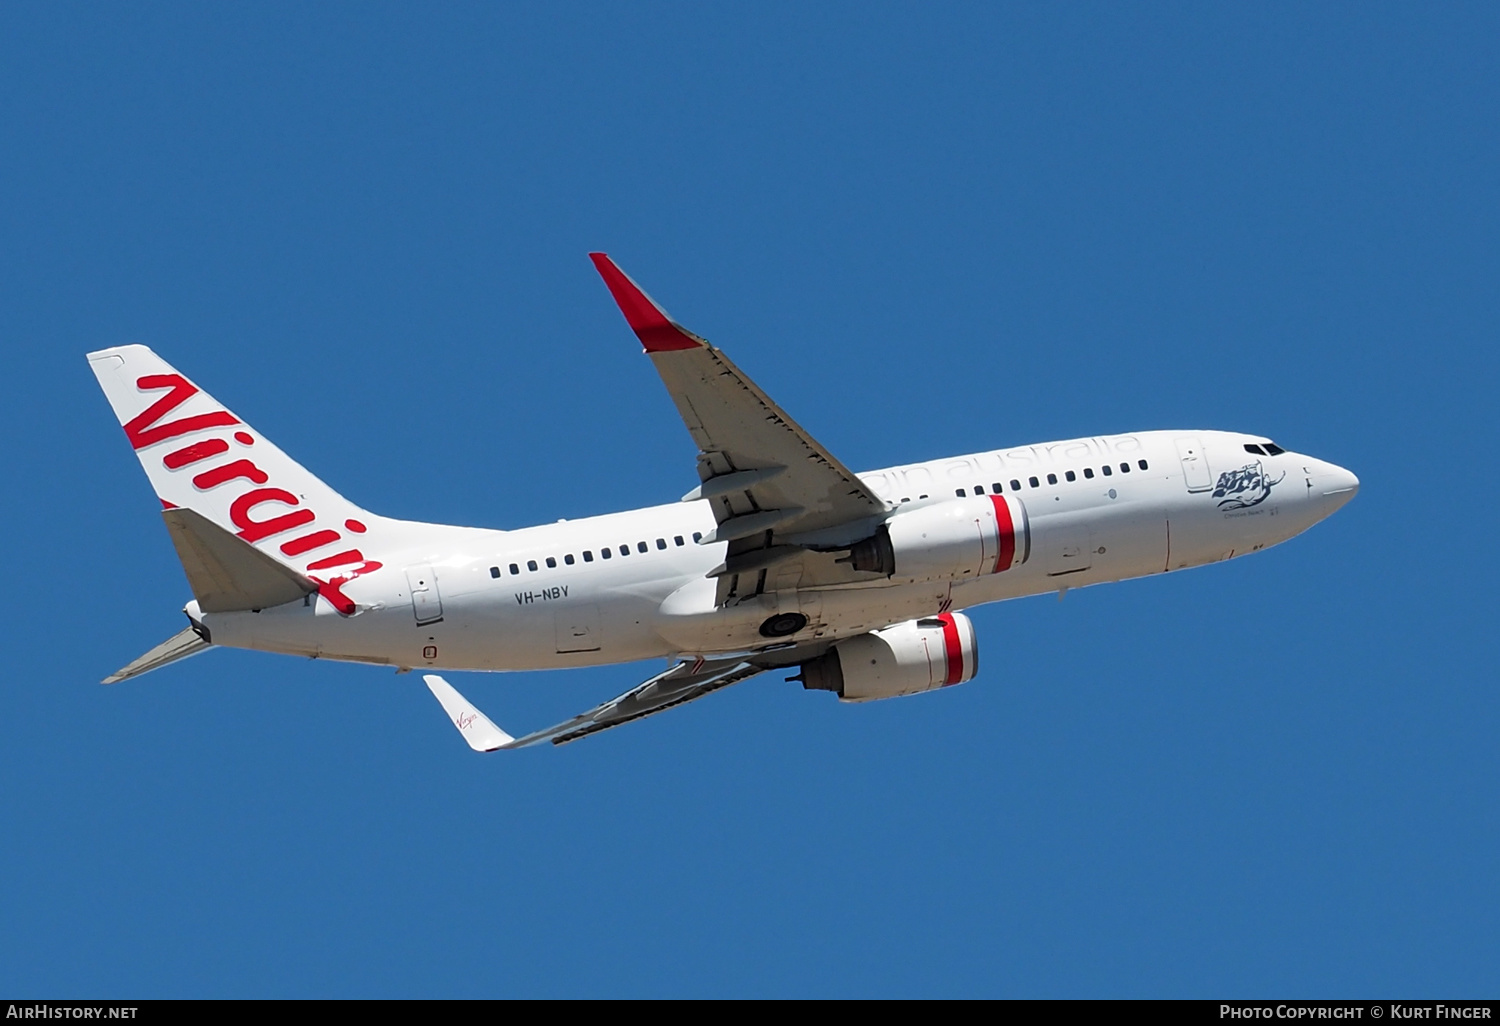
[[160, 498, 178, 509], [588, 253, 702, 352]]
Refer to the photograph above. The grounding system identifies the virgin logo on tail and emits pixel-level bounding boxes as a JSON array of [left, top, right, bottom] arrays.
[[124, 374, 241, 450], [130, 374, 381, 615]]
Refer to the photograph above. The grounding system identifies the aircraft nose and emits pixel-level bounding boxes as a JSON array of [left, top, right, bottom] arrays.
[[1318, 461, 1359, 513]]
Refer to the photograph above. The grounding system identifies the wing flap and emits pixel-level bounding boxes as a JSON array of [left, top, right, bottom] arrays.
[[509, 659, 764, 747]]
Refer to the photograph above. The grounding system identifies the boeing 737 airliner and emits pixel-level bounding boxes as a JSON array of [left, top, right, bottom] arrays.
[[88, 254, 1359, 750]]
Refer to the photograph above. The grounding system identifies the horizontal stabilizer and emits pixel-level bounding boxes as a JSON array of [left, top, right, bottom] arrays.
[[103, 626, 212, 684], [423, 675, 514, 752], [163, 507, 317, 613]]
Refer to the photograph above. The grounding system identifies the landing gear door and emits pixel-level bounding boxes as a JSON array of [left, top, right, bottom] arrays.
[[406, 566, 444, 626], [1175, 436, 1214, 493]]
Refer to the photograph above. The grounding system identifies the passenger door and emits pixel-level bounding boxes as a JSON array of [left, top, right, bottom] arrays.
[[1175, 436, 1214, 493], [405, 566, 444, 626]]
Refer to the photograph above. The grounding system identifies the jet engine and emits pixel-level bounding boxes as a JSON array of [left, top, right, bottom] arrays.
[[842, 495, 1029, 581], [796, 612, 979, 702]]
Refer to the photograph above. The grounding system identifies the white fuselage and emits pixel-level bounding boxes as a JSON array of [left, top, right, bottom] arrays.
[[199, 429, 1358, 673]]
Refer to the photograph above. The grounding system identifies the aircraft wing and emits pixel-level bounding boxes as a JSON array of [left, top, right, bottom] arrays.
[[424, 657, 766, 750], [590, 255, 891, 597]]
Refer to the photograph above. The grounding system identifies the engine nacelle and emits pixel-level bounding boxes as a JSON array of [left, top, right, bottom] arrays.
[[797, 613, 979, 702], [844, 494, 1029, 581]]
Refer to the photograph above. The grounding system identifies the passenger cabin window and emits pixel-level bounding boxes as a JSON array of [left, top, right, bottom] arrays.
[[1119, 463, 1131, 473], [1047, 473, 1058, 485], [992, 482, 1003, 493], [1102, 465, 1112, 476], [692, 532, 702, 543], [1011, 480, 1021, 492], [656, 538, 667, 550], [601, 548, 612, 560], [509, 563, 520, 575], [619, 545, 629, 556], [489, 566, 500, 579], [955, 488, 966, 497], [1084, 468, 1094, 479], [1028, 477, 1039, 488], [1065, 470, 1076, 482], [637, 541, 648, 553], [674, 536, 684, 546], [974, 484, 984, 494], [1139, 459, 1149, 471], [565, 554, 575, 565], [527, 560, 538, 571], [583, 551, 594, 562], [545, 557, 556, 568]]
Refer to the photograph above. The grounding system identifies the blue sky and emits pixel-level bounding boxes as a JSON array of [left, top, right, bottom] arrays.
[[2, 3, 1496, 997]]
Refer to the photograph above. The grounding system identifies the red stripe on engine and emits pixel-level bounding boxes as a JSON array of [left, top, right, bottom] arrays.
[[938, 612, 964, 685], [988, 494, 1015, 573]]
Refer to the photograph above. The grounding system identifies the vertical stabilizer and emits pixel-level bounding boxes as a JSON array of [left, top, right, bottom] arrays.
[[88, 345, 387, 613]]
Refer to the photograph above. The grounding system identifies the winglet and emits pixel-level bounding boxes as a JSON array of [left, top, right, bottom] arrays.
[[588, 253, 706, 352], [423, 674, 514, 752]]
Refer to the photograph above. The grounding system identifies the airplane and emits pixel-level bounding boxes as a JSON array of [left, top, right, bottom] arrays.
[[87, 253, 1359, 751]]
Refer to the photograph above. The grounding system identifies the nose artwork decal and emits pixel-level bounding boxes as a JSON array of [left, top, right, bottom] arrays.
[[1212, 461, 1285, 510]]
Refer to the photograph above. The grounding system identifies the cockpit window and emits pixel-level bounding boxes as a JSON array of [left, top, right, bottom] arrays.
[[1263, 442, 1286, 456], [1244, 443, 1266, 455]]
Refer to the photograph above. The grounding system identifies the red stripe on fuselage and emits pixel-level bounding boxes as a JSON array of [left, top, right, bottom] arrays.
[[938, 612, 964, 686], [988, 494, 1015, 573]]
